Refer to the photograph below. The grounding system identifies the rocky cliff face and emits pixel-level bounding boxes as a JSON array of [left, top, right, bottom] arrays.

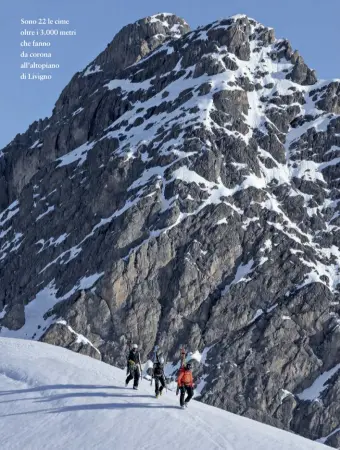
[[1, 12, 340, 448]]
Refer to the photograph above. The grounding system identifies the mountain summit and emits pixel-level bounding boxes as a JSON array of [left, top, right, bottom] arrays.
[[1, 13, 340, 447]]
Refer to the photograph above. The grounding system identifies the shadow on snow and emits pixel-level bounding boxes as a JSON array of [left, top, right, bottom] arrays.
[[0, 383, 180, 417]]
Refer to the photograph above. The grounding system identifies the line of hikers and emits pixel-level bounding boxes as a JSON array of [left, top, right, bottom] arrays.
[[125, 344, 194, 408]]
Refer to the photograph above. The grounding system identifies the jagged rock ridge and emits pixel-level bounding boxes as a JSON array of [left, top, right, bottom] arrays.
[[1, 12, 340, 448]]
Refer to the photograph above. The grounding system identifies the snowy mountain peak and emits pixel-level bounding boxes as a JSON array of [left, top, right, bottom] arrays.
[[230, 13, 254, 20], [1, 12, 340, 448], [147, 12, 190, 39], [148, 12, 189, 24]]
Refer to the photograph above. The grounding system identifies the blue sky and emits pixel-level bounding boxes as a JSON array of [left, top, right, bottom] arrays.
[[1, 0, 339, 148]]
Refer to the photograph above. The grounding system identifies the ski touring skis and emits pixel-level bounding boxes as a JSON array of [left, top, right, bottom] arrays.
[[150, 345, 159, 386], [138, 353, 142, 384], [126, 334, 132, 376], [176, 346, 187, 396], [180, 347, 186, 368]]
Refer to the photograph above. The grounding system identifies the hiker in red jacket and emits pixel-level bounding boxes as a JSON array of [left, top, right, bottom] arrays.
[[177, 362, 194, 408]]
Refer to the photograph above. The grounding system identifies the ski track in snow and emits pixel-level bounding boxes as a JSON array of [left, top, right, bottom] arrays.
[[0, 338, 327, 450]]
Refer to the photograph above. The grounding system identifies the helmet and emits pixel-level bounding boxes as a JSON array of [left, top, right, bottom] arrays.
[[186, 362, 192, 370], [132, 344, 138, 349], [159, 357, 165, 364]]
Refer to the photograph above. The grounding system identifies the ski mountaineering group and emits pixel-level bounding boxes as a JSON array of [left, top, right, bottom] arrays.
[[125, 345, 195, 409]]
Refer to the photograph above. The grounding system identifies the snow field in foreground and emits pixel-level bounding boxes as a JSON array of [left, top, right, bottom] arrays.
[[0, 338, 327, 450]]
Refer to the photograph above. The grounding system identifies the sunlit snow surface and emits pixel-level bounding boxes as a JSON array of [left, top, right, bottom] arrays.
[[0, 338, 327, 450]]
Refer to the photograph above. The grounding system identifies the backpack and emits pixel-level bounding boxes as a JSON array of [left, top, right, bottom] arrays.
[[153, 362, 164, 377]]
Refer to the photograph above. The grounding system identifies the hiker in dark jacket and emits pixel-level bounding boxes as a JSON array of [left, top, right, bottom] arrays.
[[125, 344, 141, 390], [152, 356, 166, 398]]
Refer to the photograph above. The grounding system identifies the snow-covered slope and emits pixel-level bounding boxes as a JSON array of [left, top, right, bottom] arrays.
[[0, 338, 326, 450]]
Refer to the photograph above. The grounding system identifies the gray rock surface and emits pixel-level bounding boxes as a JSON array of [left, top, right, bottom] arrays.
[[1, 12, 340, 448]]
